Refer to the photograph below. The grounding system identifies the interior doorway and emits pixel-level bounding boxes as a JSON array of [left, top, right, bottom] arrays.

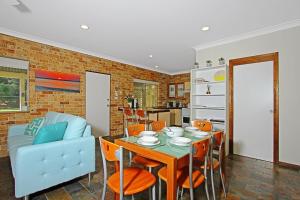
[[86, 71, 111, 137], [229, 52, 279, 163]]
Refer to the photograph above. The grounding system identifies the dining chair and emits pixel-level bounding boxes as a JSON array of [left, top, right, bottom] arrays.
[[125, 124, 161, 199], [158, 138, 211, 200], [136, 109, 153, 130], [123, 108, 137, 131], [191, 119, 212, 132], [99, 137, 156, 200], [150, 120, 166, 132], [202, 131, 226, 199]]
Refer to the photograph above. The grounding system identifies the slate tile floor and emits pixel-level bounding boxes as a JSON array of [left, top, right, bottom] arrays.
[[1, 144, 300, 200]]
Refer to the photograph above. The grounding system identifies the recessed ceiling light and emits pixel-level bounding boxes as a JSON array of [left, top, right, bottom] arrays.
[[201, 26, 210, 31], [155, 65, 159, 68], [80, 24, 89, 30], [149, 55, 153, 58], [7, 0, 20, 6]]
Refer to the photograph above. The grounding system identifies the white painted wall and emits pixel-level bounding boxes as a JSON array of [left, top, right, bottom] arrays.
[[195, 26, 300, 165]]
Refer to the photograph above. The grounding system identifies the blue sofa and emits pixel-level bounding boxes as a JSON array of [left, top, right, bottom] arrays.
[[7, 112, 95, 199]]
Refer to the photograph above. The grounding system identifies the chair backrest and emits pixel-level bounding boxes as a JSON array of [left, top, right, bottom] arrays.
[[214, 131, 224, 147], [151, 120, 166, 131], [99, 137, 124, 200], [126, 124, 146, 136], [193, 138, 210, 160], [188, 138, 210, 199], [191, 120, 212, 132], [136, 109, 145, 118], [124, 108, 134, 118]]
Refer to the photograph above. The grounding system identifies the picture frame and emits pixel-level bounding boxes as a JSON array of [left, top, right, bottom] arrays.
[[168, 84, 176, 98], [177, 83, 185, 98]]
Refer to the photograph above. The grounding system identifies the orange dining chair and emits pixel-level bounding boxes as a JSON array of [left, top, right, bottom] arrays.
[[151, 120, 167, 132], [123, 108, 137, 131], [191, 119, 212, 132], [99, 137, 156, 200], [136, 109, 153, 130], [202, 131, 226, 199], [125, 124, 161, 199], [158, 138, 211, 200]]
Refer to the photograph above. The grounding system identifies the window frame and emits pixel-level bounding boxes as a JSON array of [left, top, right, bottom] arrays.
[[0, 56, 29, 113]]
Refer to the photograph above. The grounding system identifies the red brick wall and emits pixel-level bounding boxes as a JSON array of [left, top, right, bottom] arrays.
[[0, 33, 173, 157]]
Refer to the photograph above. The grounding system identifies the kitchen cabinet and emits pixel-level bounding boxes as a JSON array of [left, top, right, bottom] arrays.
[[147, 109, 170, 126], [170, 109, 182, 126]]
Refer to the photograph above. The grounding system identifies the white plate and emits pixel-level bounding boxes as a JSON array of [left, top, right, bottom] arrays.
[[137, 139, 160, 146], [140, 131, 157, 137], [192, 131, 209, 136], [192, 131, 209, 138], [139, 136, 158, 143], [185, 127, 198, 131], [169, 137, 191, 146]]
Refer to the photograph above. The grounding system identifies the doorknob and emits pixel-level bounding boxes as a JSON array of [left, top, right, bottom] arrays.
[[269, 109, 274, 113]]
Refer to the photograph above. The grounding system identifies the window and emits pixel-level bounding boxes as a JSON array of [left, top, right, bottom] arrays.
[[0, 57, 29, 112], [133, 80, 158, 109]]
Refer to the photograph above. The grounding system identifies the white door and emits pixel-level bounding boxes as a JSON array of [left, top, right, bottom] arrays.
[[86, 72, 110, 137], [233, 61, 273, 162]]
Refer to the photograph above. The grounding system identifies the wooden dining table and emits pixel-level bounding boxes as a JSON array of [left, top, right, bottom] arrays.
[[115, 130, 222, 200]]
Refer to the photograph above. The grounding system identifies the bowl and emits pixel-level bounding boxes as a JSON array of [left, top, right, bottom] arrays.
[[140, 131, 157, 137], [139, 136, 158, 144], [165, 127, 184, 137]]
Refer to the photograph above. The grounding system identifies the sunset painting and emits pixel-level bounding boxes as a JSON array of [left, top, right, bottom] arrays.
[[35, 70, 80, 93]]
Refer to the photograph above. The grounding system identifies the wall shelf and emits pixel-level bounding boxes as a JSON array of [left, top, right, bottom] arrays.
[[192, 94, 225, 96], [190, 65, 227, 131], [192, 80, 225, 85]]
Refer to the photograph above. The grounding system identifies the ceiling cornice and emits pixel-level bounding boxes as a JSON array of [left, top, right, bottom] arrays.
[[169, 70, 190, 76], [0, 27, 171, 75], [193, 19, 300, 51]]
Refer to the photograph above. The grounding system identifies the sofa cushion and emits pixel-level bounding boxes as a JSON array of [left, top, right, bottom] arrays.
[[24, 117, 45, 137], [8, 135, 34, 177], [45, 112, 87, 140], [33, 122, 68, 144]]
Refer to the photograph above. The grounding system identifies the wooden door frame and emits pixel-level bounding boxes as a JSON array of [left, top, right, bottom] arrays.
[[229, 52, 279, 164]]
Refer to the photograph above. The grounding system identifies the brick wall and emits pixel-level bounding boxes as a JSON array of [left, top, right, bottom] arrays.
[[168, 73, 191, 105], [0, 33, 175, 157]]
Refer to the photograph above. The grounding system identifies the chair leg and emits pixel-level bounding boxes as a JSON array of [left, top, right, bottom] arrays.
[[158, 178, 162, 200], [101, 181, 107, 200], [176, 187, 180, 200], [129, 152, 132, 166], [205, 179, 210, 200], [24, 195, 29, 200], [180, 188, 184, 200], [219, 167, 227, 198], [152, 184, 156, 200], [211, 167, 216, 200], [148, 167, 152, 200]]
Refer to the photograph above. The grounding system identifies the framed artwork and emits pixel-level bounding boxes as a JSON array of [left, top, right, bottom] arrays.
[[35, 69, 80, 93], [168, 84, 176, 98], [177, 83, 185, 98]]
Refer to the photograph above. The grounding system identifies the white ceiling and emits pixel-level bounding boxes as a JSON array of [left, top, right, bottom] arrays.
[[0, 0, 300, 74]]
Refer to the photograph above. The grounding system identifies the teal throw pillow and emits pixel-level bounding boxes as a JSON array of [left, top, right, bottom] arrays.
[[24, 117, 45, 137], [33, 122, 68, 145]]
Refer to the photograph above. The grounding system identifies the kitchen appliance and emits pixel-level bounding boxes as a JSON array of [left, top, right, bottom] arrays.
[[181, 108, 190, 127]]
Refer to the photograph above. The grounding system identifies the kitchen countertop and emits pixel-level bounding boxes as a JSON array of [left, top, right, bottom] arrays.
[[152, 106, 187, 110], [118, 106, 188, 113]]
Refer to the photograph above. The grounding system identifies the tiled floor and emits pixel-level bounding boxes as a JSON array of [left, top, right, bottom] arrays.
[[1, 144, 300, 200]]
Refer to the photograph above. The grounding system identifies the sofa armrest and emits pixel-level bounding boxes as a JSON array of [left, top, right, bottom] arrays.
[[14, 136, 95, 198], [8, 124, 28, 137]]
